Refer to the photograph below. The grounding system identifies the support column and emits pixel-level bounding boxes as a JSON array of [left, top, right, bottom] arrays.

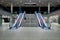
[[0, 15, 2, 26], [47, 3, 51, 27], [48, 3, 50, 14], [58, 16, 60, 24], [11, 3, 13, 14], [10, 3, 13, 27]]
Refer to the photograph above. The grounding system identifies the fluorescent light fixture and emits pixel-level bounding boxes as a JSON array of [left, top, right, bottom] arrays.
[[24, 3, 36, 5]]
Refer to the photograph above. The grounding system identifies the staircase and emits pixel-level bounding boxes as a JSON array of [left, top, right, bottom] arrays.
[[21, 14, 39, 27]]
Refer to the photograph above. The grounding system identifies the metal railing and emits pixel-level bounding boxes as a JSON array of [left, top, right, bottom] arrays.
[[9, 11, 25, 29]]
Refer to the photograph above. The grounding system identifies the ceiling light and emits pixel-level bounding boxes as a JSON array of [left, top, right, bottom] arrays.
[[24, 3, 36, 5]]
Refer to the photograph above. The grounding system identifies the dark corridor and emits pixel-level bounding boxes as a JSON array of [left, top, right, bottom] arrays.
[[22, 7, 39, 13]]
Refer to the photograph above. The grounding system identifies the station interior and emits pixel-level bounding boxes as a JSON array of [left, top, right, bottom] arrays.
[[0, 0, 60, 40]]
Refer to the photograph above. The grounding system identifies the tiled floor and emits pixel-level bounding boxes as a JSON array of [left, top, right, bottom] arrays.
[[0, 23, 60, 40]]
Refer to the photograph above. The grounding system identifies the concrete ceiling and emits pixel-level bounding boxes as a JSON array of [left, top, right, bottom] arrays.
[[0, 0, 60, 7]]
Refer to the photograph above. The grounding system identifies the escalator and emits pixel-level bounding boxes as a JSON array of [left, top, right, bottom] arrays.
[[9, 12, 25, 29], [35, 12, 50, 29]]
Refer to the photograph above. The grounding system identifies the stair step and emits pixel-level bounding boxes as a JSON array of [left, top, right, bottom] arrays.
[[21, 14, 39, 27]]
